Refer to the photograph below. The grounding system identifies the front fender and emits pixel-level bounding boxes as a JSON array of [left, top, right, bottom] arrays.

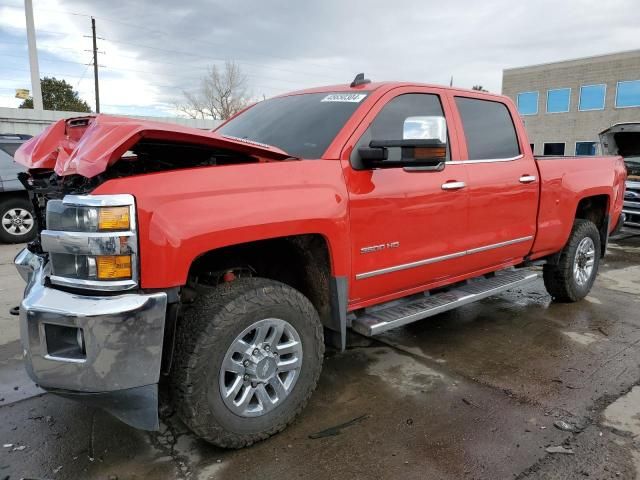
[[94, 160, 350, 288]]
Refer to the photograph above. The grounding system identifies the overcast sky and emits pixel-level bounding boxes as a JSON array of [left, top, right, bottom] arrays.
[[0, 0, 639, 117]]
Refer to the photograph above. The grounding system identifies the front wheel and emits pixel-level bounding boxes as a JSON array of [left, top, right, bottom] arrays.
[[171, 277, 324, 448], [543, 219, 601, 302]]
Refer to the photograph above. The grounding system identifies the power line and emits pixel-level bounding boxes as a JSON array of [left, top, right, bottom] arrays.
[[0, 53, 324, 90], [1, 24, 342, 83], [29, 6, 337, 72], [104, 50, 339, 82], [1, 24, 70, 37], [0, 38, 90, 53], [1, 52, 90, 67], [0, 3, 340, 74], [0, 68, 301, 97], [0, 70, 89, 80], [74, 57, 94, 90], [2, 38, 341, 84], [24, 6, 170, 37], [97, 37, 339, 81]]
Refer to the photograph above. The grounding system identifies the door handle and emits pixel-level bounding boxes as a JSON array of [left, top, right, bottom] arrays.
[[441, 181, 466, 191], [519, 175, 537, 184]]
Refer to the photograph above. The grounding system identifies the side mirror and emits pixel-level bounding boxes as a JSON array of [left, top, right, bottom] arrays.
[[357, 116, 447, 170], [403, 116, 447, 143]]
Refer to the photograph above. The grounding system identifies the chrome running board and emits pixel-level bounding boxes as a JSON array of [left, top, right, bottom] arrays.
[[351, 269, 539, 336]]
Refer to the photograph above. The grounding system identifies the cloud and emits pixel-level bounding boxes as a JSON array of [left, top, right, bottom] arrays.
[[0, 0, 639, 115]]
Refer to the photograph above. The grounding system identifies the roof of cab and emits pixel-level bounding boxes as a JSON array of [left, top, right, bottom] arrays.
[[277, 80, 502, 100]]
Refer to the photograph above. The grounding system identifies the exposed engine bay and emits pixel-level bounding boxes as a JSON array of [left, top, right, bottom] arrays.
[[19, 139, 265, 251]]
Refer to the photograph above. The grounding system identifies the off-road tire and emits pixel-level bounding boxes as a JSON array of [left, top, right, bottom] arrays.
[[0, 196, 36, 243], [543, 219, 601, 302], [171, 277, 324, 448]]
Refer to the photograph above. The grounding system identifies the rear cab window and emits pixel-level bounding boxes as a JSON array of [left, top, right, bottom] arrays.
[[454, 97, 520, 160]]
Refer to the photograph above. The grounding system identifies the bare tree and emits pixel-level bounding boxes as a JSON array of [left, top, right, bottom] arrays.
[[177, 61, 250, 120]]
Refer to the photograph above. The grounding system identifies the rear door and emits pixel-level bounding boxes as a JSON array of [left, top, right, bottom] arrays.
[[342, 87, 470, 305], [450, 94, 538, 271]]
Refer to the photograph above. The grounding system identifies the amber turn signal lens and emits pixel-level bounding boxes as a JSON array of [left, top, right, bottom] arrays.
[[96, 255, 132, 279], [98, 207, 130, 230]]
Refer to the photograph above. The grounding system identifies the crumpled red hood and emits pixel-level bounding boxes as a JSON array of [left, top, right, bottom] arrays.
[[14, 114, 291, 178]]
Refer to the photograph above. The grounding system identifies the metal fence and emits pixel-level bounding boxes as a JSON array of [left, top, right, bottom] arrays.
[[0, 107, 221, 137]]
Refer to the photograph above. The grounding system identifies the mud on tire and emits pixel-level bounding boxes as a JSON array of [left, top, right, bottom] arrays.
[[543, 219, 601, 302], [170, 277, 324, 448]]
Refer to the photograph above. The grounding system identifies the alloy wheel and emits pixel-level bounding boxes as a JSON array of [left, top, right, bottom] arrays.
[[2, 208, 34, 236], [219, 318, 303, 417], [573, 236, 596, 286]]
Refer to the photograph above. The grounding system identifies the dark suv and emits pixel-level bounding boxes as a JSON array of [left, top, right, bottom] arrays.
[[0, 133, 36, 243]]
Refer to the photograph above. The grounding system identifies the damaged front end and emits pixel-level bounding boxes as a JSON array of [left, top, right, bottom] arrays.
[[13, 114, 294, 430], [14, 147, 166, 430]]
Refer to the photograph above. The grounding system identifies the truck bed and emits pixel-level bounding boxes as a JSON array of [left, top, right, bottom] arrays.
[[531, 154, 627, 259]]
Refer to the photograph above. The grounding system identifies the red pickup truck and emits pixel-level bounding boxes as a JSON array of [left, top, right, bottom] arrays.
[[14, 76, 626, 448]]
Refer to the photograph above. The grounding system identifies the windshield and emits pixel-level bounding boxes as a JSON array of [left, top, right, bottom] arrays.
[[625, 156, 640, 179], [217, 92, 369, 158]]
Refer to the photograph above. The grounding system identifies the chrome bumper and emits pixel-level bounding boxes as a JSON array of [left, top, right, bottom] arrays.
[[14, 248, 167, 430]]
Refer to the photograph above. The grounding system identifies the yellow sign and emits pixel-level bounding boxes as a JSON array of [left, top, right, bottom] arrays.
[[15, 89, 30, 99]]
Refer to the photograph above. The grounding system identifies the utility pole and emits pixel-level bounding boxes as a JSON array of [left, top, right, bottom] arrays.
[[91, 17, 100, 113], [24, 0, 43, 110]]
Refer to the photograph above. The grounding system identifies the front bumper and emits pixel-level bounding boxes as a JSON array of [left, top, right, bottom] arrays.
[[15, 248, 167, 430]]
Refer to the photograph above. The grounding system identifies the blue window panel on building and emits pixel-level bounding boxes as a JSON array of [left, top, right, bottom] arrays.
[[579, 84, 606, 111], [517, 92, 538, 115], [575, 142, 597, 155], [616, 80, 640, 108], [547, 88, 571, 113]]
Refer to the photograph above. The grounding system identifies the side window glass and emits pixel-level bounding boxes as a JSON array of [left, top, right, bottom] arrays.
[[351, 93, 449, 166], [454, 97, 521, 160]]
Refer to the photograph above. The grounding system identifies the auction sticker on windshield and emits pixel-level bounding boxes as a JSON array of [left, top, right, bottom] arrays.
[[321, 93, 367, 103]]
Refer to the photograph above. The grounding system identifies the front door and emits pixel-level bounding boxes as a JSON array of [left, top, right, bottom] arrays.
[[343, 88, 470, 306]]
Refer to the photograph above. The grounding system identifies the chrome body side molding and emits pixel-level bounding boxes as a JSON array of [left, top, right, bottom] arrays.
[[448, 154, 524, 165], [356, 235, 534, 280]]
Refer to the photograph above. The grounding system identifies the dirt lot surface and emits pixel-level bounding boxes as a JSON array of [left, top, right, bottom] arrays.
[[1, 232, 640, 479]]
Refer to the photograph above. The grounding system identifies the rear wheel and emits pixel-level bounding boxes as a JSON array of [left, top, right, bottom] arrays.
[[543, 219, 601, 302], [171, 277, 324, 448], [0, 196, 36, 243]]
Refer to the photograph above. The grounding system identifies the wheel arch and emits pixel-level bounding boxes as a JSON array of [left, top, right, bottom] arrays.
[[574, 193, 610, 257], [186, 234, 348, 350]]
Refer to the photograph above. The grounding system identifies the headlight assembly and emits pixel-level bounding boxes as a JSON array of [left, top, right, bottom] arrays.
[[41, 194, 138, 291], [47, 202, 130, 232]]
